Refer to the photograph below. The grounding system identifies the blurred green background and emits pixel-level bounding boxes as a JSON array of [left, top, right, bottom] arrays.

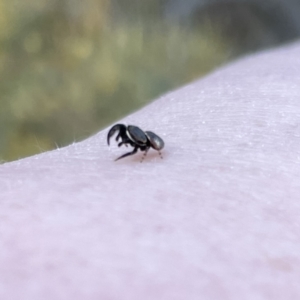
[[1, 0, 299, 162]]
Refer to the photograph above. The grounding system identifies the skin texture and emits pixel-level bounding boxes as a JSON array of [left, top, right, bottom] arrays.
[[1, 42, 300, 300]]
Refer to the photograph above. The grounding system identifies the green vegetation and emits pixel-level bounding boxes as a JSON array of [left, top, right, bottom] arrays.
[[0, 0, 229, 161]]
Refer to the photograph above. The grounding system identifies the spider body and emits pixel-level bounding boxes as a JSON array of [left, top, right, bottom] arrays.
[[107, 124, 164, 161]]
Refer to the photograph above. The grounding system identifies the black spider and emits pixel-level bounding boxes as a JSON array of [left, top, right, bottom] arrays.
[[107, 124, 165, 161]]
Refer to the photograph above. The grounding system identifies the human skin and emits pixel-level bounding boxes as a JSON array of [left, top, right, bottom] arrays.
[[1, 42, 300, 300]]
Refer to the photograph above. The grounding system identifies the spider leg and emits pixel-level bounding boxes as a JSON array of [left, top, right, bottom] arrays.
[[107, 124, 126, 145], [116, 133, 121, 142], [115, 146, 138, 161], [118, 141, 129, 147], [140, 147, 150, 163], [158, 151, 163, 159]]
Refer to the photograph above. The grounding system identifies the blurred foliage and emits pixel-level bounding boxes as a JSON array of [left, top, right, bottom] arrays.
[[0, 0, 229, 161]]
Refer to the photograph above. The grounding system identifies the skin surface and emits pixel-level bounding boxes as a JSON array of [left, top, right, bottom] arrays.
[[1, 42, 300, 300]]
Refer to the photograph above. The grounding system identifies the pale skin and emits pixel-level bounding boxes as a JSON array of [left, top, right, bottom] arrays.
[[1, 42, 300, 300]]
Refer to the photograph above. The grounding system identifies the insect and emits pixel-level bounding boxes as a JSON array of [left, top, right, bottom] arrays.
[[107, 124, 165, 161]]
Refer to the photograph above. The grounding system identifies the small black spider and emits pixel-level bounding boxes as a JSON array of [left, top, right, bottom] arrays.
[[107, 124, 165, 161]]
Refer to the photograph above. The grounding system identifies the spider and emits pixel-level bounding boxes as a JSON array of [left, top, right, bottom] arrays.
[[107, 124, 164, 161]]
